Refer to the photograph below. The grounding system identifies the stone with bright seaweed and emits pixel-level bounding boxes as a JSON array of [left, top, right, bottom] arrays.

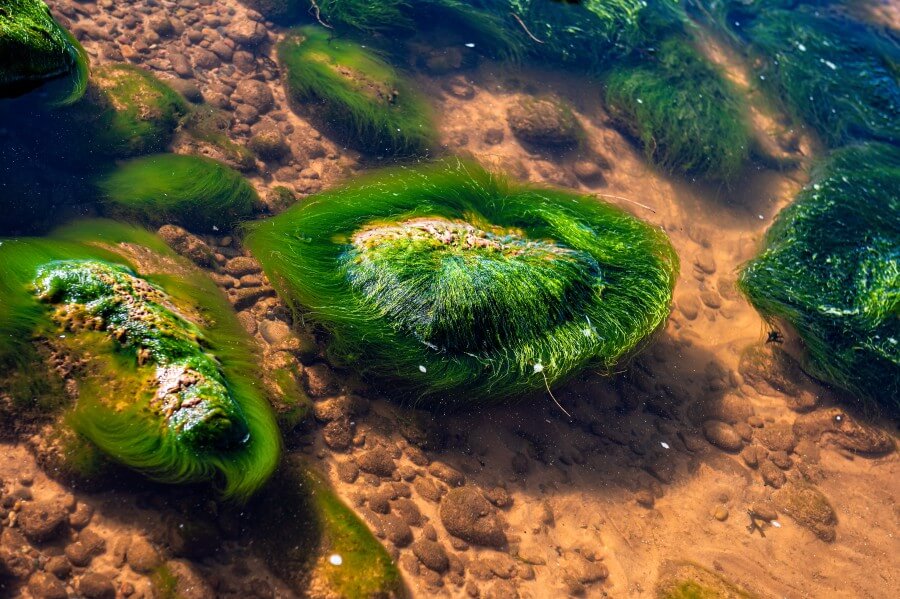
[[246, 160, 678, 407], [0, 220, 281, 500]]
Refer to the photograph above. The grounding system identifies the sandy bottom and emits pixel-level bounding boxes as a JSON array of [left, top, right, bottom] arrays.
[[1, 1, 897, 598]]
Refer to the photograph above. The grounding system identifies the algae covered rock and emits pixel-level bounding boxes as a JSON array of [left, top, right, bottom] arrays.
[[738, 143, 899, 412], [98, 154, 258, 232], [605, 37, 751, 180], [656, 561, 755, 598], [0, 220, 281, 500], [278, 26, 435, 156], [715, 2, 899, 146], [78, 64, 187, 157], [246, 160, 678, 407], [0, 0, 88, 104], [253, 463, 405, 597]]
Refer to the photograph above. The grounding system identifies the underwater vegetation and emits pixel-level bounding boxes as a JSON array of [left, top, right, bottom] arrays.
[[0, 0, 88, 105], [98, 154, 258, 232], [278, 26, 436, 156], [605, 36, 751, 180], [0, 63, 192, 233], [738, 143, 900, 412], [656, 561, 755, 598], [0, 220, 281, 500], [247, 160, 678, 407], [77, 64, 188, 157], [698, 1, 899, 146], [304, 0, 684, 68], [253, 464, 405, 598]]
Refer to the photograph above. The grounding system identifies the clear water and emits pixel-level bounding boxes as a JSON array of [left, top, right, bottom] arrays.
[[0, 1, 897, 598]]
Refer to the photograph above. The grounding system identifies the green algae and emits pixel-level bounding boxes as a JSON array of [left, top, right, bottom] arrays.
[[77, 64, 188, 157], [34, 260, 250, 449], [253, 464, 406, 598], [0, 0, 88, 105], [656, 561, 755, 599], [0, 220, 281, 500], [738, 143, 899, 412], [246, 160, 678, 408], [98, 154, 258, 232], [605, 36, 751, 181], [278, 26, 436, 156], [698, 1, 899, 147]]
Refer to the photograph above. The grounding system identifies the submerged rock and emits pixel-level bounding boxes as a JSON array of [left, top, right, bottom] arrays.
[[0, 0, 88, 104], [98, 154, 258, 232], [245, 160, 677, 406], [605, 36, 750, 181], [0, 220, 280, 500], [277, 26, 435, 156], [507, 96, 583, 149], [439, 487, 506, 548], [739, 143, 900, 412]]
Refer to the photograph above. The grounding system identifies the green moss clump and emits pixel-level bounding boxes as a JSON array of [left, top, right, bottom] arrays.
[[278, 26, 436, 156], [605, 37, 751, 180], [34, 260, 251, 448], [98, 154, 258, 232], [246, 160, 678, 407], [253, 464, 405, 598], [0, 220, 281, 500], [0, 0, 88, 104], [738, 143, 900, 412], [706, 3, 899, 147], [656, 561, 755, 599], [78, 64, 188, 157]]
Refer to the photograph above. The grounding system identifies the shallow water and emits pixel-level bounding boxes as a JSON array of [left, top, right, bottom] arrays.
[[1, 1, 898, 598]]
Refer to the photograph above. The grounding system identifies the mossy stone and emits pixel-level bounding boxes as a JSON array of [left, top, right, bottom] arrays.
[[0, 220, 281, 500], [278, 26, 436, 156], [79, 64, 188, 157], [246, 160, 678, 407], [656, 561, 755, 598], [0, 0, 88, 104], [98, 154, 258, 232], [731, 5, 899, 147], [605, 36, 751, 180], [738, 143, 899, 412]]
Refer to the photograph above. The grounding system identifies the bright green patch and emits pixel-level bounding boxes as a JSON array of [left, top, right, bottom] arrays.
[[605, 36, 751, 180], [246, 160, 678, 407], [79, 64, 188, 157], [0, 0, 88, 104], [98, 154, 258, 232], [253, 464, 405, 598], [738, 143, 900, 412], [278, 26, 436, 156], [0, 220, 281, 500]]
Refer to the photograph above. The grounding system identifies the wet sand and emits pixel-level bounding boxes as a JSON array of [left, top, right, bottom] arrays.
[[1, 1, 897, 598]]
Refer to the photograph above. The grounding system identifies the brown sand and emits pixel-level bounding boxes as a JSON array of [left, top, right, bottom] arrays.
[[1, 1, 897, 598]]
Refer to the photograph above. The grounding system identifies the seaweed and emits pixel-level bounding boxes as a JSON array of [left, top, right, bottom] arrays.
[[278, 26, 436, 156], [605, 36, 751, 180], [97, 154, 258, 232], [246, 160, 678, 408], [694, 1, 900, 146], [656, 561, 755, 598], [0, 0, 89, 105], [738, 143, 900, 412], [252, 463, 406, 598], [0, 220, 281, 500], [75, 64, 188, 157]]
